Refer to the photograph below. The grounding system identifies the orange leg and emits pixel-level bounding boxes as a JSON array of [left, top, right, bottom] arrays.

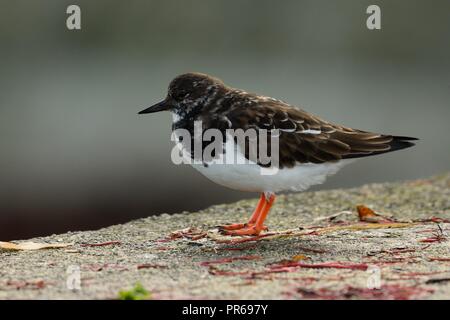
[[218, 194, 266, 231], [223, 194, 276, 236]]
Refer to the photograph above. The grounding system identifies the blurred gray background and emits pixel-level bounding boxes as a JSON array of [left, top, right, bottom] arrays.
[[0, 0, 449, 240]]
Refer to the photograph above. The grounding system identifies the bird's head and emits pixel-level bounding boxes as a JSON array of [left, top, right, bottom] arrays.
[[138, 72, 226, 117]]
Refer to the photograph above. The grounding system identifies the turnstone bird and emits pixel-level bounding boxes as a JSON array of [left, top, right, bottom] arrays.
[[139, 73, 417, 236]]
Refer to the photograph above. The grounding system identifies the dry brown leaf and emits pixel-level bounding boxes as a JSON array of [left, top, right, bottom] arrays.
[[357, 205, 395, 223], [0, 241, 73, 251], [292, 254, 309, 261]]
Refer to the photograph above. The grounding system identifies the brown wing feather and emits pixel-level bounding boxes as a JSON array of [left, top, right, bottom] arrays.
[[225, 99, 411, 168]]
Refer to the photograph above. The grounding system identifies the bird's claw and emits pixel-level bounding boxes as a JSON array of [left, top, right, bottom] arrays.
[[218, 224, 268, 236], [217, 223, 247, 231]]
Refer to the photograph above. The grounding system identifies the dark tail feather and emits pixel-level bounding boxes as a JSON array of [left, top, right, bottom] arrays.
[[391, 136, 419, 141], [389, 136, 418, 152], [343, 135, 418, 159]]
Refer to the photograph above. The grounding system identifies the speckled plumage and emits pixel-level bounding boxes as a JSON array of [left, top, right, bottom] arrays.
[[141, 72, 417, 171]]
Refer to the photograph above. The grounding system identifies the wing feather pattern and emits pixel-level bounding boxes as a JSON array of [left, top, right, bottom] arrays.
[[217, 99, 417, 168]]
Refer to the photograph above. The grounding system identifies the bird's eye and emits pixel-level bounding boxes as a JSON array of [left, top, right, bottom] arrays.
[[171, 90, 189, 100]]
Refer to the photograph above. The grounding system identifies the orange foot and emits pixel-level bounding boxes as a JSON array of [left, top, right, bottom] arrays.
[[217, 223, 246, 231], [218, 223, 268, 231], [222, 225, 268, 236], [218, 223, 268, 234], [218, 193, 275, 237]]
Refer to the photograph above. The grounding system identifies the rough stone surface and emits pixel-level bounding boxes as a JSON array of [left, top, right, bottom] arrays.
[[1, 173, 449, 300]]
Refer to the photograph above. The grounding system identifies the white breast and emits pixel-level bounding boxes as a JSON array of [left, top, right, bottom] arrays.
[[174, 130, 353, 193], [192, 157, 352, 193]]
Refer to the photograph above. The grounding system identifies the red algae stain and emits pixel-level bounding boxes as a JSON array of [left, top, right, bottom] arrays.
[[200, 255, 261, 266], [428, 257, 450, 262], [207, 266, 253, 276], [137, 263, 168, 270], [419, 236, 446, 243], [5, 279, 47, 290], [293, 284, 433, 300], [204, 260, 370, 279], [417, 217, 450, 223], [269, 261, 369, 271]]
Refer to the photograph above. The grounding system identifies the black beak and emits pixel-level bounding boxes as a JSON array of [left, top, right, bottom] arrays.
[[138, 99, 171, 114]]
